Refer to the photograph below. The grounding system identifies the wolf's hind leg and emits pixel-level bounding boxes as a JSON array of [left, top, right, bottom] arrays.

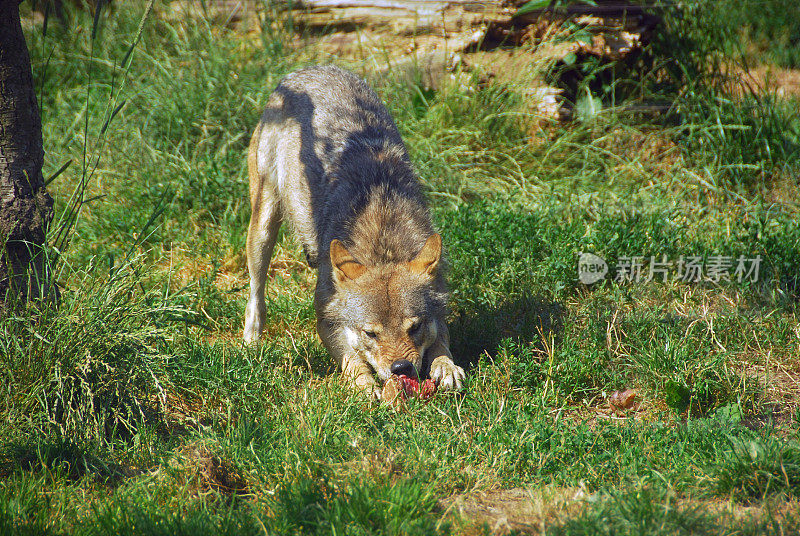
[[244, 189, 282, 343]]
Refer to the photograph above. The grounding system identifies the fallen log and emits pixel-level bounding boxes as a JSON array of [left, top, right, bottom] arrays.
[[290, 0, 662, 119]]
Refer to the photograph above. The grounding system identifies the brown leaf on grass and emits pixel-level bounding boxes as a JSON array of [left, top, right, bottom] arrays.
[[608, 388, 638, 412]]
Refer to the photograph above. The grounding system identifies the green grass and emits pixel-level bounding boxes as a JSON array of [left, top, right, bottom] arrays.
[[2, 1, 800, 534]]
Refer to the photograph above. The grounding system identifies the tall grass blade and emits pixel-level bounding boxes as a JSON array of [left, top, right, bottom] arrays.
[[44, 160, 71, 187], [120, 0, 156, 67], [99, 100, 125, 136], [91, 0, 105, 41]]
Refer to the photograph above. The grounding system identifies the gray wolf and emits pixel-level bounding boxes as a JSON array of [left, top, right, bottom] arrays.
[[243, 65, 465, 398]]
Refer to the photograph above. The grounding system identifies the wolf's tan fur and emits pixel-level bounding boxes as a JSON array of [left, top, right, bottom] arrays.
[[244, 65, 464, 397]]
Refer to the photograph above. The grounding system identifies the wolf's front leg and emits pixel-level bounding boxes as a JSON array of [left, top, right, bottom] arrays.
[[243, 162, 282, 343], [426, 334, 465, 391], [341, 353, 381, 400]]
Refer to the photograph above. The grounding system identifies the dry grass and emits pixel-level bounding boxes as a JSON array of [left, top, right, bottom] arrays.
[[441, 486, 588, 535]]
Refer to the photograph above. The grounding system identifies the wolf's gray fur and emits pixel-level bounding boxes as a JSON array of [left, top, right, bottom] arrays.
[[244, 65, 464, 397]]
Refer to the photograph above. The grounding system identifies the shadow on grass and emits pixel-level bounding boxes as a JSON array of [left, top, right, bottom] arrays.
[[0, 437, 124, 483], [449, 294, 565, 370]]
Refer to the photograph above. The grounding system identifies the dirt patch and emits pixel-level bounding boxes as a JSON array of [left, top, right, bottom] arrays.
[[444, 487, 800, 534], [734, 351, 800, 422], [441, 486, 587, 535], [745, 65, 800, 97], [167, 442, 250, 498], [682, 496, 800, 529], [764, 171, 800, 206]]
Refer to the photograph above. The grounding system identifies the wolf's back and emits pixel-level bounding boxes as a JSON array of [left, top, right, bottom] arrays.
[[270, 65, 405, 174], [262, 65, 435, 268]]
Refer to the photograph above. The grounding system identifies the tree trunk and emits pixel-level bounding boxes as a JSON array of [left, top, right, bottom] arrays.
[[0, 0, 55, 307]]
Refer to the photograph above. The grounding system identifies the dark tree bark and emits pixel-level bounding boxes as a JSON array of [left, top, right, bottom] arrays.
[[0, 0, 55, 307]]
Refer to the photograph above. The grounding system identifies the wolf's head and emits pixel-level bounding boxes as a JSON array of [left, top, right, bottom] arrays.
[[325, 234, 447, 382]]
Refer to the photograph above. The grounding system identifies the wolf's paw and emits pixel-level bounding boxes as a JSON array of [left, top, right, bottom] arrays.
[[353, 374, 381, 401], [242, 327, 261, 344], [430, 356, 465, 391], [243, 301, 265, 344]]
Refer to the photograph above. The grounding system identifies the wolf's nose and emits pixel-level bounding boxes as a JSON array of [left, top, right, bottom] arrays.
[[390, 359, 416, 378]]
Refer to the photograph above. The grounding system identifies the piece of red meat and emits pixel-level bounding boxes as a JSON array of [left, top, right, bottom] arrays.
[[396, 375, 437, 399]]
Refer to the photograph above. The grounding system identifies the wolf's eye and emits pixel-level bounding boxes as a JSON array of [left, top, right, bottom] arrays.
[[363, 329, 377, 339], [409, 322, 421, 334]]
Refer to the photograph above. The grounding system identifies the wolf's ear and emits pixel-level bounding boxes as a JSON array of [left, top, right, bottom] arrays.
[[330, 239, 366, 282], [409, 234, 441, 277]]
